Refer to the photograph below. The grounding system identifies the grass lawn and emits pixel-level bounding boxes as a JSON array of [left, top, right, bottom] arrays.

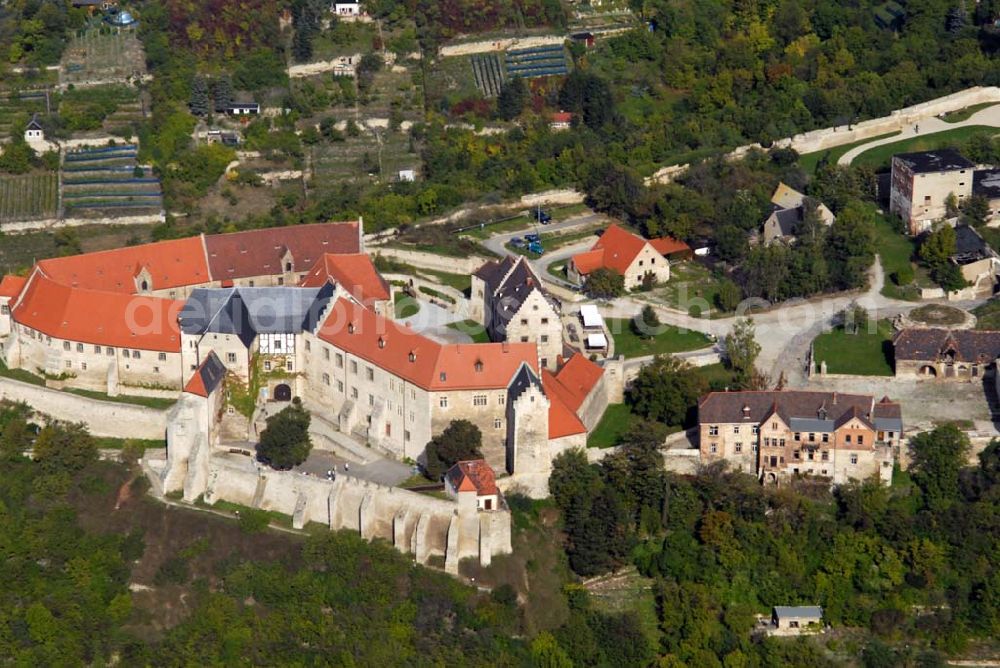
[[941, 102, 999, 123], [693, 363, 738, 390], [874, 213, 922, 300], [606, 317, 711, 359], [811, 319, 894, 376], [909, 304, 968, 327], [93, 436, 166, 450], [547, 260, 567, 280], [853, 126, 1000, 171], [394, 291, 421, 319], [587, 403, 636, 448], [655, 262, 726, 316], [418, 285, 456, 304], [64, 388, 177, 410], [797, 131, 901, 175], [0, 359, 45, 386], [416, 268, 471, 294], [973, 299, 1000, 329], [447, 319, 490, 343]]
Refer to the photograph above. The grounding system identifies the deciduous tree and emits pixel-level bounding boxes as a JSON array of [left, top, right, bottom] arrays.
[[256, 399, 313, 470], [424, 419, 483, 479]]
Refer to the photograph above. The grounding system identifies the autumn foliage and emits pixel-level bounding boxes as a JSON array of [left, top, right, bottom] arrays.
[[164, 0, 282, 60]]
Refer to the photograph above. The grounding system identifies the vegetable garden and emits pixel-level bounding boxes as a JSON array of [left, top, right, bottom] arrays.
[[61, 25, 147, 85]]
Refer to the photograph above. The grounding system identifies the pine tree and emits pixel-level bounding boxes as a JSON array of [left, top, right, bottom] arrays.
[[496, 76, 528, 120], [212, 75, 233, 113], [189, 76, 210, 117]]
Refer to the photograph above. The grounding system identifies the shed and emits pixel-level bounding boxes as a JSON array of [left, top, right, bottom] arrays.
[[585, 333, 607, 349], [772, 606, 822, 630]]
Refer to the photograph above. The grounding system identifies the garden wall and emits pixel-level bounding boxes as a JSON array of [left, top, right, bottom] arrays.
[[2, 212, 164, 233], [373, 247, 491, 274], [0, 376, 167, 439]]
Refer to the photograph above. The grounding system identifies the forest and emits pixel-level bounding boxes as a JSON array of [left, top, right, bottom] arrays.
[[549, 422, 1000, 666]]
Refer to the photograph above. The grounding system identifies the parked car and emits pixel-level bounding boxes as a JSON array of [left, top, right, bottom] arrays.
[[510, 237, 526, 247], [525, 233, 540, 242], [528, 241, 544, 255], [537, 209, 552, 224]]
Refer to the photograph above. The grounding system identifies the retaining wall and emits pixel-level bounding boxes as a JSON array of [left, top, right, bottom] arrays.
[[649, 86, 1000, 184], [0, 376, 167, 439], [374, 247, 492, 274], [2, 212, 165, 233]]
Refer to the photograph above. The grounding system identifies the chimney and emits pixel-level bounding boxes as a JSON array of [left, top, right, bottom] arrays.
[[832, 392, 838, 405], [502, 341, 510, 353]]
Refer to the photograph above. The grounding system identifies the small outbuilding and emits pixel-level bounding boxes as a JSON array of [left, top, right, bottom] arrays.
[[445, 459, 500, 511], [772, 606, 823, 632]]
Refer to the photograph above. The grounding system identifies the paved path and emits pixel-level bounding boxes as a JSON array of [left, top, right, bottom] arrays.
[[838, 104, 1000, 165]]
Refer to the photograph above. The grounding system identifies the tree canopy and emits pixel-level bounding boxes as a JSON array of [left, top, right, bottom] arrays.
[[424, 419, 483, 479], [256, 399, 313, 470]]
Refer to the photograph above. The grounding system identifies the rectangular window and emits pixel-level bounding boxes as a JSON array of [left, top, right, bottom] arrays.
[[227, 352, 237, 363], [106, 347, 113, 356], [336, 353, 343, 368], [336, 380, 344, 392], [0, 305, 7, 315], [286, 360, 293, 372], [845, 434, 852, 444], [858, 435, 864, 445], [520, 318, 528, 325], [821, 451, 829, 461], [158, 352, 167, 361], [76, 343, 83, 352], [850, 454, 858, 465], [63, 341, 71, 351], [751, 425, 759, 434], [734, 443, 742, 453], [499, 394, 505, 405], [366, 366, 374, 381], [153, 366, 160, 374], [822, 433, 829, 443], [709, 443, 717, 453], [351, 387, 358, 399], [494, 418, 502, 429], [368, 394, 374, 406], [439, 396, 448, 408], [794, 432, 801, 441], [808, 433, 815, 442], [264, 361, 272, 371], [520, 336, 529, 342], [350, 360, 358, 374], [764, 437, 771, 446], [733, 426, 740, 434], [473, 395, 487, 406], [322, 372, 330, 385], [65, 360, 72, 369], [793, 450, 801, 460], [540, 335, 549, 343], [94, 345, 101, 354], [709, 425, 719, 436], [305, 340, 311, 352], [323, 348, 330, 360], [385, 423, 391, 437], [541, 318, 549, 324], [404, 430, 411, 442], [132, 351, 140, 359], [771, 422, 777, 430], [81, 362, 88, 371], [779, 439, 786, 447]]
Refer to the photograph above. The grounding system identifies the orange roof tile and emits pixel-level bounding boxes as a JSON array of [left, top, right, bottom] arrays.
[[547, 354, 604, 412], [204, 221, 360, 280], [543, 374, 587, 439], [446, 459, 499, 496], [12, 270, 183, 352], [551, 111, 573, 123], [37, 237, 210, 293], [299, 253, 389, 307], [316, 298, 537, 391], [0, 275, 27, 299], [571, 223, 648, 276], [649, 236, 691, 255]]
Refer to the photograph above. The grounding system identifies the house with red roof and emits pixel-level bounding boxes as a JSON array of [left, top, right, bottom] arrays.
[[299, 253, 392, 316], [445, 459, 500, 510], [568, 223, 690, 290]]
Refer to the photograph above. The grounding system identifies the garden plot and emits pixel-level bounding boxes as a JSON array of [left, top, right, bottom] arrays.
[[61, 26, 147, 85], [61, 145, 162, 216], [424, 55, 482, 110], [504, 44, 567, 79], [310, 130, 417, 187], [360, 67, 422, 121], [0, 173, 58, 224], [471, 54, 505, 97]]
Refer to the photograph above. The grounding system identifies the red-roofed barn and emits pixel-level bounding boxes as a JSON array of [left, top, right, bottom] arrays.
[[568, 224, 689, 289]]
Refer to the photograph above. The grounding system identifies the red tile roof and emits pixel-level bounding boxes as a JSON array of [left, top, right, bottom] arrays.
[[446, 459, 499, 496], [541, 354, 603, 439], [204, 221, 360, 280], [299, 253, 389, 307], [551, 111, 573, 123], [316, 298, 537, 391], [36, 237, 210, 293], [12, 270, 183, 352], [571, 224, 688, 276], [0, 275, 27, 299]]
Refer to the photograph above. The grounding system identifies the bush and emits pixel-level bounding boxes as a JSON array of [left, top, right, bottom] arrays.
[[238, 508, 271, 534], [256, 399, 312, 470], [154, 556, 190, 586], [892, 265, 914, 286]]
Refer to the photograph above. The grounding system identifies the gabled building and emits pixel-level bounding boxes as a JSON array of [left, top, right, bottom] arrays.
[[568, 224, 689, 290], [445, 459, 500, 511], [698, 390, 902, 485], [299, 253, 391, 316], [952, 225, 999, 296], [890, 149, 974, 234], [893, 328, 1000, 380], [762, 183, 835, 245], [471, 255, 562, 369]]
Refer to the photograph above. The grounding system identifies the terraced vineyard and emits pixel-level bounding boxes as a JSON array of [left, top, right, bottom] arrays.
[[61, 25, 147, 85], [0, 172, 58, 225], [61, 145, 163, 216], [504, 44, 569, 79], [471, 54, 505, 98]]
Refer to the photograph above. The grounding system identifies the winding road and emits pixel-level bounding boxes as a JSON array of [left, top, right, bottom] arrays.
[[838, 104, 1000, 165]]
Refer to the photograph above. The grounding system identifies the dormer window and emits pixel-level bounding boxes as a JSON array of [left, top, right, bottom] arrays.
[[440, 372, 447, 381], [474, 360, 483, 372], [378, 337, 386, 349], [347, 323, 355, 334], [140, 280, 148, 291], [408, 351, 416, 362], [285, 262, 292, 272]]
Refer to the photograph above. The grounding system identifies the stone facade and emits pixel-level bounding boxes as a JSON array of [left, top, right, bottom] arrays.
[[698, 391, 901, 486], [889, 151, 974, 235], [893, 328, 1000, 381]]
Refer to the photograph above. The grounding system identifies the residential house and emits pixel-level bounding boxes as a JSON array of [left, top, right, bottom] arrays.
[[770, 606, 823, 635], [225, 103, 260, 116], [761, 182, 835, 245], [445, 459, 501, 511], [697, 390, 902, 485], [952, 224, 999, 296], [333, 1, 361, 16], [550, 111, 573, 131], [471, 255, 562, 369], [889, 149, 974, 235], [567, 224, 690, 289], [893, 328, 1000, 380]]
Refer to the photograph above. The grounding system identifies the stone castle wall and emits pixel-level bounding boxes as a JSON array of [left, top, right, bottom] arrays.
[[0, 376, 167, 439]]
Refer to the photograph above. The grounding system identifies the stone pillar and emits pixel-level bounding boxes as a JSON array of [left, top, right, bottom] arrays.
[[292, 492, 309, 529], [359, 488, 375, 539], [444, 513, 460, 575]]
